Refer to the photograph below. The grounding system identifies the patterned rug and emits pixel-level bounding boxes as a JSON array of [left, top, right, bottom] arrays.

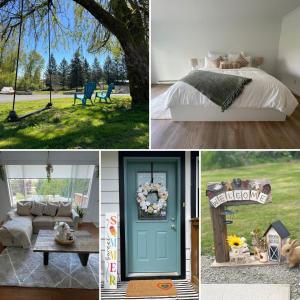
[[0, 237, 99, 289]]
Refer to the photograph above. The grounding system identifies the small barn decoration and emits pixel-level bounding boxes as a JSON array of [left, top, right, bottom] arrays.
[[104, 213, 118, 289], [207, 178, 272, 267], [264, 220, 290, 262]]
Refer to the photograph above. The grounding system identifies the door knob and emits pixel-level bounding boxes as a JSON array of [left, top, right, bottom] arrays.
[[171, 224, 176, 230], [171, 217, 175, 221]]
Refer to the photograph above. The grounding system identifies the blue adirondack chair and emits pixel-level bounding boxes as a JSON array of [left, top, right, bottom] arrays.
[[95, 83, 114, 103], [73, 82, 96, 106]]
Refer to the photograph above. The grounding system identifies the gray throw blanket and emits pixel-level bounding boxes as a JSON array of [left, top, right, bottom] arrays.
[[180, 70, 252, 111]]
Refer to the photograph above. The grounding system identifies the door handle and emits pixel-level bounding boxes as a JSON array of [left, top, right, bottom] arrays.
[[171, 217, 175, 221], [171, 224, 176, 230]]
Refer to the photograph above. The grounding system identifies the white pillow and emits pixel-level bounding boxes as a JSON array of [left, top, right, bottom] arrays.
[[208, 51, 227, 60], [204, 56, 222, 68], [228, 53, 240, 62]]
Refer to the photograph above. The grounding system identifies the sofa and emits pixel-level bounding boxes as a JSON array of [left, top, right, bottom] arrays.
[[0, 200, 79, 247]]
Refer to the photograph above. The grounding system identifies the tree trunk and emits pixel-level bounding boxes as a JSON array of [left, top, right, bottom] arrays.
[[122, 42, 149, 106]]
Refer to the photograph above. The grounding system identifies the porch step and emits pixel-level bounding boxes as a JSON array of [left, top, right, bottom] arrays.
[[101, 280, 199, 299]]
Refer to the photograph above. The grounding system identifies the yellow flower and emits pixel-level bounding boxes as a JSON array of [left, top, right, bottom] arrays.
[[227, 235, 244, 248]]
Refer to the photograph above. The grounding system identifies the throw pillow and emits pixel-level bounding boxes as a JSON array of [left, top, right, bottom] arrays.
[[31, 201, 46, 216], [227, 53, 240, 62], [219, 61, 241, 69], [205, 56, 223, 68], [17, 202, 32, 216], [44, 202, 59, 217], [56, 202, 72, 217], [237, 54, 251, 67]]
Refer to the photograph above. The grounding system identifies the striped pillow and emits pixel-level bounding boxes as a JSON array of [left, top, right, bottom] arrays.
[[219, 61, 241, 69]]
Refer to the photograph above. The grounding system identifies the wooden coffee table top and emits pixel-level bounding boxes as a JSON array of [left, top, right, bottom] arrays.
[[33, 230, 99, 254]]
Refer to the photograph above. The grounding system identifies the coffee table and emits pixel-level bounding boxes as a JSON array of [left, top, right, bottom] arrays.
[[33, 230, 99, 266]]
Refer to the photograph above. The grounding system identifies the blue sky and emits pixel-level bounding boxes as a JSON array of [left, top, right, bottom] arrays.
[[22, 1, 109, 72]]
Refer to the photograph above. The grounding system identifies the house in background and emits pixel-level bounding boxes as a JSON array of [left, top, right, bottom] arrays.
[[101, 151, 199, 299]]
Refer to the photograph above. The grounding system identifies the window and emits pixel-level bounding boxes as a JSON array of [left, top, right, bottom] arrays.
[[6, 165, 95, 208]]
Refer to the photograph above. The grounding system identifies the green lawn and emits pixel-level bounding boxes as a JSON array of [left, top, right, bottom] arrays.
[[201, 161, 300, 255], [0, 96, 148, 149]]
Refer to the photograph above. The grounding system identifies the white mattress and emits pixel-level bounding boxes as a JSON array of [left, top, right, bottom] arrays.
[[162, 67, 298, 116]]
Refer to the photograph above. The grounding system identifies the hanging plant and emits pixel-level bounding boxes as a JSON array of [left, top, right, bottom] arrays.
[[46, 164, 53, 182], [0, 165, 5, 181]]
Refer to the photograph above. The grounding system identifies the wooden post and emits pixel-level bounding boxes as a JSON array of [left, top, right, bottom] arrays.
[[191, 218, 199, 291], [210, 206, 229, 263]]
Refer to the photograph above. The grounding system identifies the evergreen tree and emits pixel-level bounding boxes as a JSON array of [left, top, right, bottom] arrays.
[[45, 54, 58, 90], [91, 57, 103, 83], [82, 58, 91, 83], [58, 58, 69, 90], [103, 55, 113, 84], [69, 49, 83, 89]]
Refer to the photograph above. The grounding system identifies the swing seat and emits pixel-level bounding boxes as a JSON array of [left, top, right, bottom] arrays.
[[95, 83, 114, 103], [74, 82, 96, 106]]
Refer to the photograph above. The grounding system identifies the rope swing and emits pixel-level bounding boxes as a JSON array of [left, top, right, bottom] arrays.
[[7, 0, 53, 122]]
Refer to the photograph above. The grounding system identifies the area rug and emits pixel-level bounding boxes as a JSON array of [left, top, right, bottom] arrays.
[[0, 236, 99, 289], [151, 95, 171, 120], [126, 279, 177, 298]]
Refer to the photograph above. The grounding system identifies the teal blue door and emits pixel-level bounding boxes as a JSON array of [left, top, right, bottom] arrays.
[[124, 158, 181, 277]]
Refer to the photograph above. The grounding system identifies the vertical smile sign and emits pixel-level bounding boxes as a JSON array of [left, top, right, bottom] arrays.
[[104, 213, 118, 289]]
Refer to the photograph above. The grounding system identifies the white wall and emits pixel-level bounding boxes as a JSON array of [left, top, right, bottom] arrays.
[[151, 0, 300, 83], [277, 6, 300, 96], [100, 151, 192, 281]]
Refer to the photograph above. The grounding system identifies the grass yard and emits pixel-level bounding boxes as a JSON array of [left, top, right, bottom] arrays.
[[0, 96, 148, 149], [201, 161, 300, 255]]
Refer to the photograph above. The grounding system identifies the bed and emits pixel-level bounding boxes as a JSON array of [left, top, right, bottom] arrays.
[[152, 67, 299, 121]]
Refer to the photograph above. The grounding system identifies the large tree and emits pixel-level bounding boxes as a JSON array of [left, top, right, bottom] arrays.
[[58, 58, 69, 90], [82, 58, 91, 84], [91, 57, 103, 83], [0, 0, 149, 106], [45, 53, 58, 90], [69, 49, 83, 89]]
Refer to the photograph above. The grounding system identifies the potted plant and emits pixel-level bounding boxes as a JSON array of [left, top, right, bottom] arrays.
[[258, 237, 268, 262], [75, 206, 85, 224], [251, 228, 268, 262]]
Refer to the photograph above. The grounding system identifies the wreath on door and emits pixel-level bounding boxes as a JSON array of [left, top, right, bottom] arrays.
[[137, 183, 168, 214]]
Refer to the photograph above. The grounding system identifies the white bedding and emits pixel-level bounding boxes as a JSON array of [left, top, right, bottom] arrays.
[[162, 67, 298, 116]]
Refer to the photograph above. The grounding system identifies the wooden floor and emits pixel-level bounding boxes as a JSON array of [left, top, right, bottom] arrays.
[[0, 222, 99, 300], [151, 85, 300, 149]]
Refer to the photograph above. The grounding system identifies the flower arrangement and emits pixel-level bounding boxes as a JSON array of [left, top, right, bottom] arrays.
[[136, 183, 168, 215], [227, 235, 245, 248]]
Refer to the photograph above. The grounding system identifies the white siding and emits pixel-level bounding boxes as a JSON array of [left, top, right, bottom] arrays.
[[100, 151, 193, 281]]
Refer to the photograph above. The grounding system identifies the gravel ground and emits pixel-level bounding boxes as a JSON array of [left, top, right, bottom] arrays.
[[202, 255, 300, 300]]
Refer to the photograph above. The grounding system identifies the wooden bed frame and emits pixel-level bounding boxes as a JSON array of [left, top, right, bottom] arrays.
[[170, 106, 286, 121]]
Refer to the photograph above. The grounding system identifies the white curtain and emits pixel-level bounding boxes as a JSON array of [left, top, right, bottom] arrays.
[[5, 165, 95, 179]]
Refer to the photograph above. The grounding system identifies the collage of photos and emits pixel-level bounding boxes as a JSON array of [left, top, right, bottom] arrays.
[[0, 0, 300, 300]]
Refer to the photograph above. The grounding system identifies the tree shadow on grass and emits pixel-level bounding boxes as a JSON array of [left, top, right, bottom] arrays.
[[0, 100, 149, 149]]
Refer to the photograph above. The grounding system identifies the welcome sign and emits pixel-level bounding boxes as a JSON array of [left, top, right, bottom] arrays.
[[104, 213, 118, 289], [206, 179, 271, 208]]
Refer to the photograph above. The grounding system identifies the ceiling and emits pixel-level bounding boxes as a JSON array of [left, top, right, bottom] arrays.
[[151, 0, 300, 23]]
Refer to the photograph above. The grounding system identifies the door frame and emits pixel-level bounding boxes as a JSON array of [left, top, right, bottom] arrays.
[[119, 151, 186, 281]]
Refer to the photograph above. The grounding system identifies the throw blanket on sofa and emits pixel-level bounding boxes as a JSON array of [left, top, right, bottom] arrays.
[[180, 70, 252, 111], [3, 216, 32, 249]]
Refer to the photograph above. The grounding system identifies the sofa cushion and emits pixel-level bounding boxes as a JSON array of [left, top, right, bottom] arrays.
[[32, 216, 54, 228], [56, 202, 72, 217], [54, 216, 73, 227], [31, 201, 46, 216], [44, 202, 59, 217], [17, 202, 32, 216]]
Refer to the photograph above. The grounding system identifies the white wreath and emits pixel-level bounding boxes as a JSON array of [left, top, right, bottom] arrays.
[[137, 183, 168, 214]]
